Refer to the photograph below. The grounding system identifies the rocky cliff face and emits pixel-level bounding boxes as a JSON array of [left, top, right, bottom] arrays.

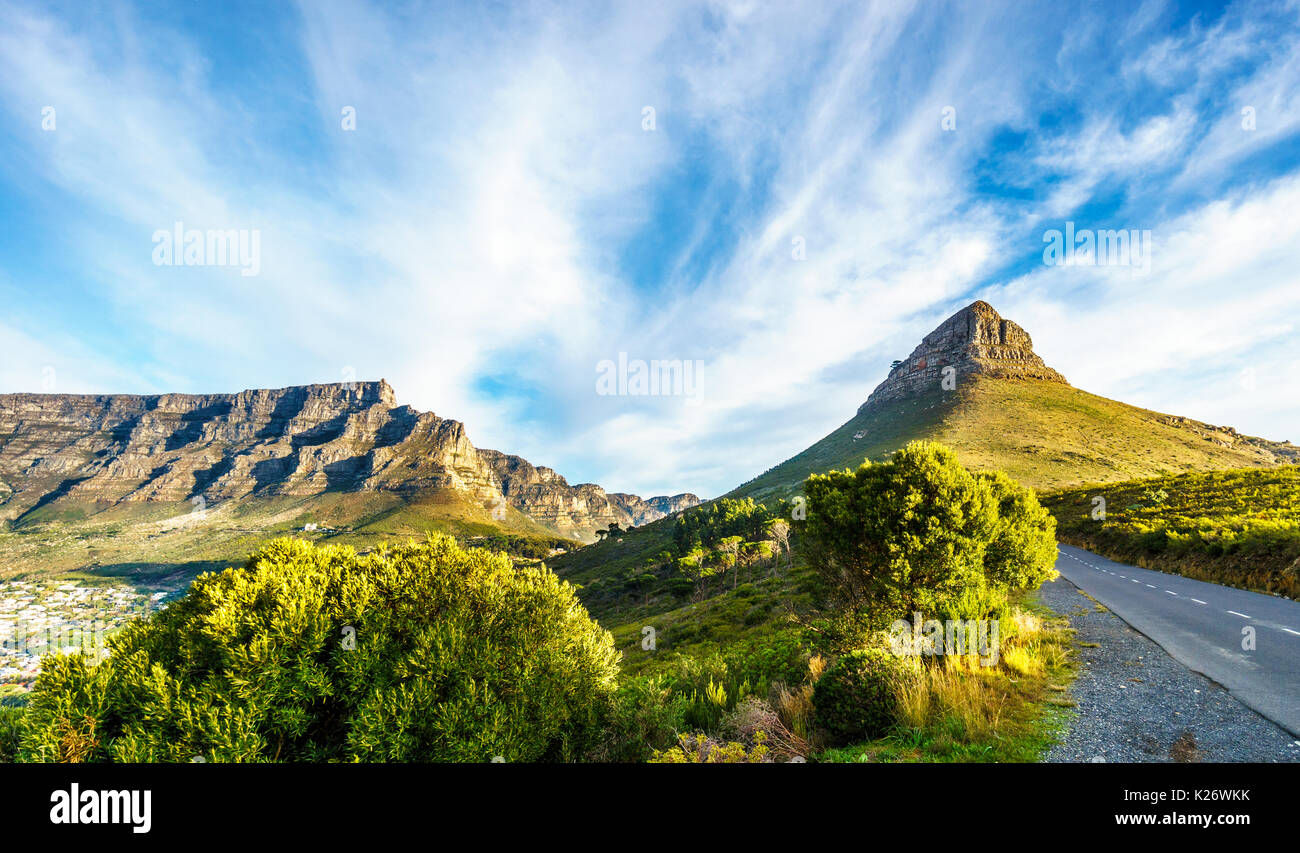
[[0, 380, 697, 540], [861, 301, 1068, 412], [477, 449, 698, 537]]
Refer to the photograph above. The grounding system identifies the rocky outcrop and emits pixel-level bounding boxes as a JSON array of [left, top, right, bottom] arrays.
[[0, 380, 697, 540], [476, 449, 698, 537], [861, 301, 1068, 412]]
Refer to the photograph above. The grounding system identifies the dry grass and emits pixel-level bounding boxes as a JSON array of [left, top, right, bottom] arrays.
[[863, 603, 1075, 757], [56, 714, 100, 763]]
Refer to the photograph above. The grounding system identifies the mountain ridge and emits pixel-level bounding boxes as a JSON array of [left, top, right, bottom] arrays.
[[0, 379, 697, 541]]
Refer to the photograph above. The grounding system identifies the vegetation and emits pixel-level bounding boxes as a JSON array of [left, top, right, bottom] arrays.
[[812, 648, 901, 744], [0, 705, 22, 763], [16, 535, 618, 762], [1041, 466, 1300, 598], [798, 442, 1057, 619], [0, 489, 580, 589], [553, 441, 1074, 763], [731, 376, 1294, 503], [4, 438, 1083, 764], [648, 730, 772, 763]]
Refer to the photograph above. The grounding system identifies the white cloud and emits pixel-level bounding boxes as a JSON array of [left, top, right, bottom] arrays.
[[0, 0, 1297, 501]]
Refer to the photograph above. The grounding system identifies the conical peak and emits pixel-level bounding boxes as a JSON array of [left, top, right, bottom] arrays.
[[860, 300, 1067, 412]]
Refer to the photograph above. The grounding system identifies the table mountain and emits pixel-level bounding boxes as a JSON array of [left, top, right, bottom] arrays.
[[0, 380, 696, 541]]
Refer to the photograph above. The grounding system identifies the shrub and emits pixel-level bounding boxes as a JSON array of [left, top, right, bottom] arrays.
[[19, 535, 619, 762], [0, 706, 24, 763], [799, 442, 1057, 620], [977, 470, 1058, 591], [648, 731, 772, 763], [800, 442, 995, 616], [722, 696, 807, 761], [590, 676, 688, 762], [812, 648, 901, 745]]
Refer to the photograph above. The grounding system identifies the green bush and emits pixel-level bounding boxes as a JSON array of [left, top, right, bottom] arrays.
[[812, 648, 901, 745], [0, 706, 23, 763], [591, 676, 688, 762], [18, 535, 619, 763], [1040, 466, 1300, 597], [799, 441, 996, 617], [799, 442, 1057, 620], [977, 469, 1058, 591]]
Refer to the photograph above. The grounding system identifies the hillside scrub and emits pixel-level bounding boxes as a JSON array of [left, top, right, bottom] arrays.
[[16, 535, 619, 762], [1041, 466, 1300, 598], [798, 441, 1058, 621]]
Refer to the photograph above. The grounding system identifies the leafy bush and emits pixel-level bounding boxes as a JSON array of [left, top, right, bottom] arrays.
[[977, 469, 1058, 591], [0, 706, 23, 763], [648, 730, 772, 763], [799, 442, 1057, 619], [590, 676, 689, 762], [812, 648, 901, 745], [18, 535, 619, 762], [800, 441, 996, 617]]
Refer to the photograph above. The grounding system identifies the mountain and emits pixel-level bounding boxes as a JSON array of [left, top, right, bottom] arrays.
[[733, 301, 1300, 501], [0, 380, 697, 542]]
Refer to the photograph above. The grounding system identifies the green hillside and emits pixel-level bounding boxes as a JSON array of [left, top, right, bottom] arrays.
[[1041, 466, 1300, 598], [731, 376, 1296, 502], [0, 490, 576, 590]]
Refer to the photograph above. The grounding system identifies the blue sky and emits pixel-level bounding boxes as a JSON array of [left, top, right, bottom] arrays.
[[1, 0, 1298, 498]]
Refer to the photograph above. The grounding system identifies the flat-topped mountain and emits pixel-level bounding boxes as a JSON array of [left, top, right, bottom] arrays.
[[734, 301, 1300, 500], [0, 380, 696, 541]]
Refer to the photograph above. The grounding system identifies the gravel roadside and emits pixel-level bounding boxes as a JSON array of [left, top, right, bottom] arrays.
[[1036, 574, 1300, 763]]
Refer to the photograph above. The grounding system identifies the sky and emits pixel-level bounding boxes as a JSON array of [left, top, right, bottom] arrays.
[[0, 0, 1298, 499]]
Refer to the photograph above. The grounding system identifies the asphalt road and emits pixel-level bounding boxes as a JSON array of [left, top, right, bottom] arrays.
[[1054, 544, 1300, 738]]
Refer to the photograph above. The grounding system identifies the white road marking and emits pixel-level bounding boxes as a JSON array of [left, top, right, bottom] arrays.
[[1283, 628, 1300, 637], [1227, 610, 1251, 619], [1190, 599, 1206, 605], [1145, 584, 1156, 588], [1165, 590, 1177, 595]]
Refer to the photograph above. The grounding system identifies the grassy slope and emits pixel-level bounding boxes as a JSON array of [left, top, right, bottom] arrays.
[[0, 489, 575, 590], [1041, 466, 1300, 597], [731, 377, 1293, 501]]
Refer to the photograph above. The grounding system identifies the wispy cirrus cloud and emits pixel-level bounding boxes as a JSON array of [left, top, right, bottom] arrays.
[[0, 0, 1297, 498]]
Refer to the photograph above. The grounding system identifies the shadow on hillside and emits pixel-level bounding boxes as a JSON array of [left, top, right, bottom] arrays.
[[82, 560, 230, 591]]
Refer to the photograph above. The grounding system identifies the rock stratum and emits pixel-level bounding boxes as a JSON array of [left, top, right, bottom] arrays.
[[861, 301, 1068, 412], [0, 380, 696, 541]]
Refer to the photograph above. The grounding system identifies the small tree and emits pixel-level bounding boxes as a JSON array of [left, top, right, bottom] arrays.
[[798, 441, 996, 618], [739, 541, 773, 585], [676, 547, 711, 601], [717, 536, 743, 590], [765, 519, 791, 576]]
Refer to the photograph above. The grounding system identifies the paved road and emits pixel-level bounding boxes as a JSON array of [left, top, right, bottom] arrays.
[[1054, 544, 1300, 738]]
